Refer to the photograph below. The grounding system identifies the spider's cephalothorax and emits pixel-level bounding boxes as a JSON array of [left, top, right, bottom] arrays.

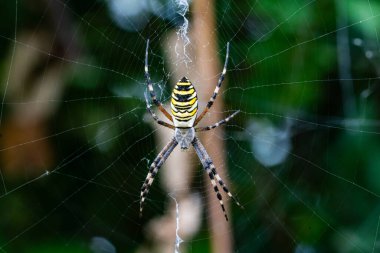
[[174, 127, 195, 150], [141, 39, 242, 221]]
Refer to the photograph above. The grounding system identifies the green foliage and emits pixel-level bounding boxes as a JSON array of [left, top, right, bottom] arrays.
[[28, 242, 91, 253]]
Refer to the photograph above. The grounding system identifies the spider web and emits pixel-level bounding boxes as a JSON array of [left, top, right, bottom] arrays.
[[0, 0, 380, 252]]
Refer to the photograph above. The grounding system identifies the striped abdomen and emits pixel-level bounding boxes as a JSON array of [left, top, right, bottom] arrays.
[[171, 77, 198, 128]]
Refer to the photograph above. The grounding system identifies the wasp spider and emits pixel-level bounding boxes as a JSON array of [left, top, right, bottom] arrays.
[[140, 39, 241, 221]]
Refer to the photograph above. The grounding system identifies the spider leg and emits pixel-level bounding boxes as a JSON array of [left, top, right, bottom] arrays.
[[145, 39, 173, 122], [140, 138, 178, 216], [195, 110, 240, 132], [210, 163, 243, 209], [193, 42, 230, 126], [145, 92, 175, 130], [192, 137, 230, 221]]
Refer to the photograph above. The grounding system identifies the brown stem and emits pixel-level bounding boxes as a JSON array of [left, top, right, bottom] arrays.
[[192, 0, 233, 252]]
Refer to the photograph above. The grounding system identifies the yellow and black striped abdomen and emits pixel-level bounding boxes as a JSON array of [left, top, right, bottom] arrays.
[[171, 77, 198, 128]]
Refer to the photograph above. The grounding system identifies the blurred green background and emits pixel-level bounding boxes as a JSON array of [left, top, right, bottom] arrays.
[[0, 0, 380, 252]]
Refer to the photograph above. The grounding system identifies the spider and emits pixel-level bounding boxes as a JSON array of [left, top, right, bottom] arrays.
[[140, 39, 242, 221]]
